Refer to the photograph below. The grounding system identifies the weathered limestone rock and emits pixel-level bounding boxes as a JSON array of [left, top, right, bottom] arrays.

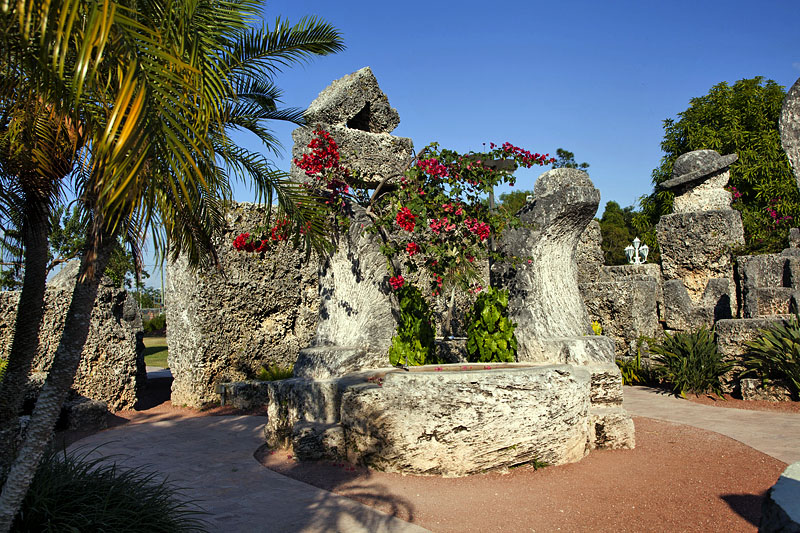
[[738, 254, 800, 318], [496, 168, 600, 361], [490, 168, 634, 451], [740, 378, 794, 402], [576, 220, 604, 285], [291, 68, 413, 379], [589, 406, 635, 450], [658, 150, 737, 213], [662, 278, 732, 331], [291, 67, 413, 188], [292, 422, 346, 462], [780, 77, 800, 190], [261, 361, 632, 475], [304, 67, 400, 134], [715, 317, 789, 364], [62, 397, 108, 431], [761, 461, 800, 532], [339, 365, 591, 476], [582, 277, 660, 357], [166, 202, 320, 407], [292, 125, 413, 188], [656, 209, 743, 312], [0, 261, 143, 411], [293, 204, 398, 380], [263, 373, 371, 449], [656, 149, 743, 322]]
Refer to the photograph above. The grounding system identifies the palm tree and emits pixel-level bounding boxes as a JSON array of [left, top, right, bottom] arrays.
[[0, 1, 342, 529]]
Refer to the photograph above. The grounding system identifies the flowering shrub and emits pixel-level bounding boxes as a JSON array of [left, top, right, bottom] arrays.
[[232, 217, 291, 254], [372, 141, 554, 296], [731, 191, 795, 255], [233, 129, 554, 365]]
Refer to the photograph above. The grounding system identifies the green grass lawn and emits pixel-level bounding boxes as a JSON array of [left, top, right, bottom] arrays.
[[143, 336, 168, 368]]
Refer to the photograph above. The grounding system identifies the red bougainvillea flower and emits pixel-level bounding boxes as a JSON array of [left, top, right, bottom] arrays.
[[406, 242, 420, 256], [389, 275, 405, 290], [233, 233, 251, 251], [417, 158, 449, 178], [396, 207, 416, 232], [465, 218, 491, 241]]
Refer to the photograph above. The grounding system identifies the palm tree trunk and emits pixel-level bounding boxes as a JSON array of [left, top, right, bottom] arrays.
[[0, 229, 115, 532], [0, 201, 50, 479]]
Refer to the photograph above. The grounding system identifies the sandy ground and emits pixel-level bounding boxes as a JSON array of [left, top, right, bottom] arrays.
[[63, 377, 792, 532]]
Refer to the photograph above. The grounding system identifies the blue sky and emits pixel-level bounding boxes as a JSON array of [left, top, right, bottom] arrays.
[[140, 0, 800, 288], [233, 0, 799, 211]]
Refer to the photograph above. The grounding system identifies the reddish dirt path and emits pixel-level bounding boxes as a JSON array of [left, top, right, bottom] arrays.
[[258, 417, 786, 533], [64, 377, 790, 532]]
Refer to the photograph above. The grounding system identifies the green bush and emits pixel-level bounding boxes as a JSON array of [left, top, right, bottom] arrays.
[[143, 313, 166, 334], [650, 327, 733, 398], [465, 288, 517, 363], [0, 358, 6, 382], [256, 364, 294, 381], [742, 315, 800, 398], [616, 336, 658, 386], [13, 447, 208, 532], [389, 284, 437, 366]]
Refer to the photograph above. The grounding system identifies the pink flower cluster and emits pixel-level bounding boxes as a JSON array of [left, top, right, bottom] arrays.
[[429, 217, 456, 234], [441, 202, 464, 216], [496, 142, 554, 168], [768, 198, 793, 226], [396, 207, 417, 232], [389, 275, 405, 290], [416, 158, 449, 178], [465, 218, 491, 241]]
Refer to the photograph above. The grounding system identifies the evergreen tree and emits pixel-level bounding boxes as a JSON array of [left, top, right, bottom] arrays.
[[639, 77, 794, 254]]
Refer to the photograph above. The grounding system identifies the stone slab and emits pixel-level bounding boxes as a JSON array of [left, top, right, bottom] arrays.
[[715, 317, 791, 359], [166, 202, 320, 408], [581, 280, 660, 357]]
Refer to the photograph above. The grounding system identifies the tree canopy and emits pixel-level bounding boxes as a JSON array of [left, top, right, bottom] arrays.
[[639, 77, 796, 254], [551, 148, 589, 172]]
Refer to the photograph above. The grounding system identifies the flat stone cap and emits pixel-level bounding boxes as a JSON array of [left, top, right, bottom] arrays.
[[304, 67, 400, 133], [658, 149, 738, 191]]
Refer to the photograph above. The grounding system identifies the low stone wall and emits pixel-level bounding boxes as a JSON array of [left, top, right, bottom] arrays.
[[0, 262, 143, 411]]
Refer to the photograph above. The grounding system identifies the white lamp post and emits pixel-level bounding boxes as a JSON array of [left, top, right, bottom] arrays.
[[625, 237, 648, 265]]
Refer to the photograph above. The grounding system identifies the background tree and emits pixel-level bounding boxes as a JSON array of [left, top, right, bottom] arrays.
[[639, 77, 795, 254], [597, 201, 659, 265], [497, 189, 534, 216], [131, 286, 162, 309], [551, 148, 590, 171]]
